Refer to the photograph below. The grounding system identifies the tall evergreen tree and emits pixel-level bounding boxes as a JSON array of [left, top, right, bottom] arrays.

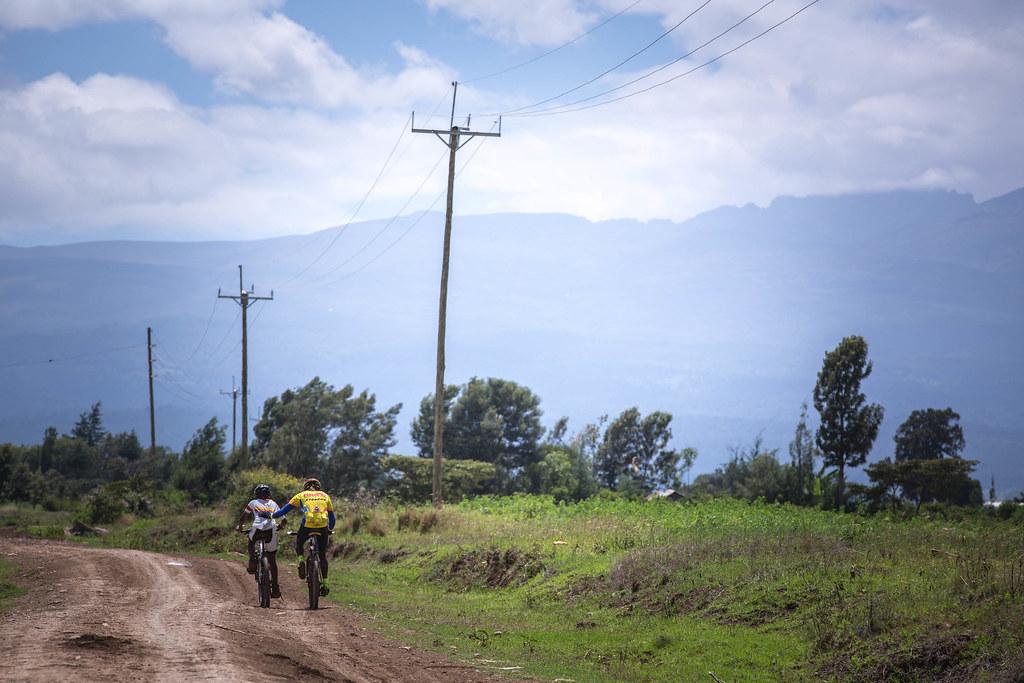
[[813, 336, 884, 508], [71, 402, 105, 446]]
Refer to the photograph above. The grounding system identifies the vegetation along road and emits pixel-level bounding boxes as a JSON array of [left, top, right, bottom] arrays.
[[0, 536, 526, 682]]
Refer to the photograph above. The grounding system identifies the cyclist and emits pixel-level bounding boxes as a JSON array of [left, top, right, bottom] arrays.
[[234, 483, 285, 599], [272, 477, 335, 594]]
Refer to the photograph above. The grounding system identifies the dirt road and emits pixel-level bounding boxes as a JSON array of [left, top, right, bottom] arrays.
[[0, 538, 527, 682]]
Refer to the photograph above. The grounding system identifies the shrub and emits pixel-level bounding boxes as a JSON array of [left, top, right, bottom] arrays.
[[380, 455, 496, 502], [228, 467, 303, 512]]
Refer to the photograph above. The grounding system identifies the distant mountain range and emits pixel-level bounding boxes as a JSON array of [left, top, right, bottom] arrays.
[[2, 187, 1021, 495]]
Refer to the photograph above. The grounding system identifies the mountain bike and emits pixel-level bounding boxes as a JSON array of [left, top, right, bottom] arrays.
[[288, 529, 329, 609], [240, 526, 277, 608]]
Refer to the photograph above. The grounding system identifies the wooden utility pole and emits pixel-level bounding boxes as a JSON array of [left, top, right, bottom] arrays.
[[412, 82, 502, 506], [147, 326, 156, 456], [219, 266, 272, 462], [220, 376, 239, 453]]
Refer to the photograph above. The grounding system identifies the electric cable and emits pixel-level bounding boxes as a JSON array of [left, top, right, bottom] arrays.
[[492, 0, 713, 116], [309, 146, 450, 284], [462, 0, 645, 84], [322, 121, 497, 287], [0, 343, 146, 370], [509, 0, 777, 117], [515, 0, 823, 118]]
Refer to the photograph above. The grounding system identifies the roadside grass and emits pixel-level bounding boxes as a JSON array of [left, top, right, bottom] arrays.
[[0, 558, 25, 610], [323, 496, 1024, 682]]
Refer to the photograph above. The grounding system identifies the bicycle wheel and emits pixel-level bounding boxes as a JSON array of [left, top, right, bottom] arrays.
[[306, 540, 320, 610], [258, 555, 271, 608]]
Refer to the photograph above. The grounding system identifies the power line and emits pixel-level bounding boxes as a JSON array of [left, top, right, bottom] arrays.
[[209, 307, 241, 358], [509, 0, 777, 117], [515, 0, 824, 118], [462, 0, 645, 84], [271, 85, 456, 291], [0, 343, 146, 370], [309, 146, 449, 284], [273, 112, 413, 289], [493, 0, 714, 116], [322, 121, 497, 288], [185, 297, 219, 362]]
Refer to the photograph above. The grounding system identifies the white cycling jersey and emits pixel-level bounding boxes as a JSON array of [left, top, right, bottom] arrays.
[[245, 498, 280, 552]]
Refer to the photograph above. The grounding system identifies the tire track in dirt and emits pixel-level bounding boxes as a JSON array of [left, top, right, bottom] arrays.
[[0, 538, 529, 682]]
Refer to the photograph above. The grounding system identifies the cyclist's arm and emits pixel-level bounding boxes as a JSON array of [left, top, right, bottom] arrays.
[[272, 503, 294, 518], [328, 510, 336, 531], [235, 507, 249, 530]]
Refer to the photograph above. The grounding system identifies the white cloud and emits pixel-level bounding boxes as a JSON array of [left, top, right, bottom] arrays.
[[424, 0, 600, 45], [0, 0, 451, 109], [0, 1, 1021, 246], [453, 0, 1024, 219], [0, 72, 450, 244]]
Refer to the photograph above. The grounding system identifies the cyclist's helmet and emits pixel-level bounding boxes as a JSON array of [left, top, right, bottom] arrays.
[[303, 478, 321, 491], [254, 484, 271, 499]]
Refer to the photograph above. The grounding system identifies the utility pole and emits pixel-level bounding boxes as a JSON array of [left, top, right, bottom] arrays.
[[219, 266, 272, 463], [147, 326, 156, 456], [412, 81, 502, 506], [220, 376, 239, 453]]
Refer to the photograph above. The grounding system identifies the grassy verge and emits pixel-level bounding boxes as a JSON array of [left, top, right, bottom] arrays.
[[321, 496, 1024, 682], [0, 558, 25, 610]]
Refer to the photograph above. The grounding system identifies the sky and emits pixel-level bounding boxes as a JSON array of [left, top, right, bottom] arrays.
[[0, 0, 1021, 245]]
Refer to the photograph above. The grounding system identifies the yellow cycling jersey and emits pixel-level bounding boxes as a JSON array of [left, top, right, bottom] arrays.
[[289, 489, 333, 528]]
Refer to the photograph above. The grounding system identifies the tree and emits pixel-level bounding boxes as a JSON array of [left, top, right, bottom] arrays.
[[326, 390, 401, 496], [595, 408, 683, 492], [71, 402, 105, 446], [813, 336, 884, 508], [894, 408, 965, 461], [173, 418, 226, 503], [866, 457, 982, 510], [411, 377, 544, 491], [252, 378, 338, 475], [787, 403, 819, 505], [252, 377, 400, 494]]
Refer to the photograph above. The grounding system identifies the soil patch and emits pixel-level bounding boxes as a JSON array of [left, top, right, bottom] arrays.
[[63, 632, 139, 651], [435, 547, 546, 589]]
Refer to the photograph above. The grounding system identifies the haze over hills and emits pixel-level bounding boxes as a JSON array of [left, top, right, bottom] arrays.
[[1, 188, 1021, 495]]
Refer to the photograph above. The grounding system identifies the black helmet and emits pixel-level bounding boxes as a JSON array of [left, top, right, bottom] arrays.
[[254, 484, 271, 499], [303, 478, 321, 491]]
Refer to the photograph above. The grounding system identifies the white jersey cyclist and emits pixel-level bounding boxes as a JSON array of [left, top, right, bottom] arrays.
[[244, 497, 281, 551]]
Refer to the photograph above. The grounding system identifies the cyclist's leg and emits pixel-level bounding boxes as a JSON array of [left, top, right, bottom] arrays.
[[267, 551, 281, 597], [319, 533, 330, 579], [296, 526, 308, 578], [246, 534, 257, 573]]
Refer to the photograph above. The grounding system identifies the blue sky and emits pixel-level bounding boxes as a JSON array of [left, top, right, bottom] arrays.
[[0, 0, 1021, 244]]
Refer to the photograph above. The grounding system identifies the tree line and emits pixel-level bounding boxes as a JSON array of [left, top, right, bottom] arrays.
[[0, 334, 997, 517]]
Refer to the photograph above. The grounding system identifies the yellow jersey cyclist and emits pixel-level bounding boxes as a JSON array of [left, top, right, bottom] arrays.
[[272, 477, 335, 593]]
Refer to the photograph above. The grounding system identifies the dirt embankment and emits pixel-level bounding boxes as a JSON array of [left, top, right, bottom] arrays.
[[0, 538, 528, 682]]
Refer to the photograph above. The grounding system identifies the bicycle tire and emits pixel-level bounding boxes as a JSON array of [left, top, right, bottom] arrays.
[[306, 538, 320, 610], [259, 555, 271, 608]]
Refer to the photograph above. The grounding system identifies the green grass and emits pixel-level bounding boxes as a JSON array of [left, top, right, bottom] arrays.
[[321, 496, 1024, 682], [1, 497, 1021, 680], [0, 558, 25, 610]]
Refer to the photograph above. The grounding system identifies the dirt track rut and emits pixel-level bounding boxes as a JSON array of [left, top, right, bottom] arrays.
[[0, 538, 527, 682]]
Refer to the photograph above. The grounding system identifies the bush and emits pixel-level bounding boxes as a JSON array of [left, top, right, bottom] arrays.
[[380, 455, 496, 502], [228, 467, 304, 513]]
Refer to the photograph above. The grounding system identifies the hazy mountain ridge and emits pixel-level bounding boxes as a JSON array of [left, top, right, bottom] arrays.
[[1, 188, 1021, 494]]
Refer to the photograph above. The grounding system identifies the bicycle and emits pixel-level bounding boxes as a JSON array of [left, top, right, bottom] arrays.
[[239, 525, 279, 608], [288, 529, 330, 609]]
